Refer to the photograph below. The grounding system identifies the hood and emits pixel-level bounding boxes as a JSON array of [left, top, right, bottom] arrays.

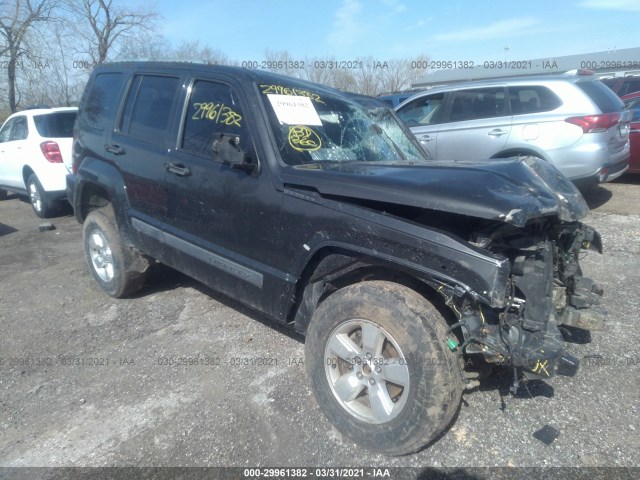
[[280, 156, 589, 227]]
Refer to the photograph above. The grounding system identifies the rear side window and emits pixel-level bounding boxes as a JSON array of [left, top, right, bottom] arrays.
[[79, 72, 124, 131], [449, 87, 506, 122], [576, 80, 624, 113], [181, 80, 248, 158], [34, 112, 77, 137], [121, 75, 180, 144], [508, 86, 561, 114], [396, 93, 445, 126]]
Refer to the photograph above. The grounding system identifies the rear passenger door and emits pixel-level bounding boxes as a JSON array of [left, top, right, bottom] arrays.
[[436, 86, 511, 160], [108, 73, 182, 222]]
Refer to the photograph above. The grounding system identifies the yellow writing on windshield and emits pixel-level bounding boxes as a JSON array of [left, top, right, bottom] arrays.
[[192, 102, 242, 127], [260, 84, 324, 104], [288, 125, 321, 152]]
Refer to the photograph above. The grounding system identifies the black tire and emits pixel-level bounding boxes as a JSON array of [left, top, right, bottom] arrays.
[[305, 280, 463, 455], [83, 206, 149, 298], [27, 174, 54, 218], [0, 189, 7, 200]]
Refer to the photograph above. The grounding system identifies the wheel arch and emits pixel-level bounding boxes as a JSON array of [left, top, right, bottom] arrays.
[[491, 147, 548, 160], [22, 165, 35, 187], [290, 246, 459, 335], [75, 181, 113, 222]]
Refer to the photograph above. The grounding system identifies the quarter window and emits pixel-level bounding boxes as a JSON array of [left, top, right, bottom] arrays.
[[79, 73, 124, 131], [181, 80, 248, 158], [509, 86, 561, 114]]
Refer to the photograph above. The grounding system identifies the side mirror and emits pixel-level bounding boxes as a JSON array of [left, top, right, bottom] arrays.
[[212, 133, 256, 172]]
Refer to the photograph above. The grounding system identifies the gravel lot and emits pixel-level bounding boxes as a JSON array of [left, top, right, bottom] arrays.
[[0, 176, 639, 475]]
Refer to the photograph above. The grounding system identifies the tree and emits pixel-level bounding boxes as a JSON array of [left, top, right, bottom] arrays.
[[380, 54, 430, 94], [0, 0, 57, 112], [171, 40, 234, 66], [67, 0, 158, 65]]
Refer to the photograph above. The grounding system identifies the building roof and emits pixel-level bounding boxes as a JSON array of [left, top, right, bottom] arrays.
[[413, 47, 640, 89]]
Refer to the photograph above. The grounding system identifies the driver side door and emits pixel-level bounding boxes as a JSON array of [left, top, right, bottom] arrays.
[[161, 78, 285, 315], [396, 92, 446, 158]]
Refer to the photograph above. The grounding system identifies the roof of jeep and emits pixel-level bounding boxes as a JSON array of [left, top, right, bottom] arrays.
[[92, 61, 349, 100]]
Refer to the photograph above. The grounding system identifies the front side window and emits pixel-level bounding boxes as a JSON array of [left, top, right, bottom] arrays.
[[396, 93, 445, 127], [181, 80, 248, 158], [121, 75, 180, 143], [625, 98, 640, 121], [450, 87, 506, 122], [619, 79, 640, 97], [10, 117, 28, 141], [0, 119, 14, 143], [259, 82, 428, 166]]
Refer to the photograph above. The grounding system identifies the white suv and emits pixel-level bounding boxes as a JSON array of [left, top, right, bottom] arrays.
[[396, 73, 631, 188], [0, 107, 77, 217]]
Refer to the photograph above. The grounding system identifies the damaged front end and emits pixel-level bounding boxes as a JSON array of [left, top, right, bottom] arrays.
[[439, 219, 605, 393]]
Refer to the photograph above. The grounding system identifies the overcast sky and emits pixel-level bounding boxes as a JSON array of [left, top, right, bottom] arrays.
[[155, 0, 640, 64]]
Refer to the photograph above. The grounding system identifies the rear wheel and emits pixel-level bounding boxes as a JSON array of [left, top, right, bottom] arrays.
[[27, 174, 54, 218], [305, 281, 463, 455], [83, 206, 149, 298]]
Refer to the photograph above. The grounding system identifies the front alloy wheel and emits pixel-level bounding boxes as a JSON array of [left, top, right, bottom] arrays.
[[305, 281, 463, 455], [324, 319, 410, 424]]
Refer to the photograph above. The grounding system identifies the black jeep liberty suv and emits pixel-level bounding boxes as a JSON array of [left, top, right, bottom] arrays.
[[68, 62, 605, 455]]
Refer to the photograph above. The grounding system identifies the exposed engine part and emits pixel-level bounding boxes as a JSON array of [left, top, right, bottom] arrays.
[[558, 305, 607, 331], [443, 222, 601, 392]]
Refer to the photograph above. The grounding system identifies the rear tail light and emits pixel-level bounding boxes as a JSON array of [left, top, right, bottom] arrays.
[[40, 141, 63, 163], [565, 113, 621, 133], [72, 129, 79, 174]]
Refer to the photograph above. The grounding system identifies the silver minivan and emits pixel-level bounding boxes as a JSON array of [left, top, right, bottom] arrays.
[[396, 73, 631, 187]]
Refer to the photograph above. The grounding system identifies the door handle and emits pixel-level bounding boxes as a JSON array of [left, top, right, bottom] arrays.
[[105, 144, 125, 155], [164, 162, 191, 177], [488, 129, 508, 137], [419, 135, 434, 142]]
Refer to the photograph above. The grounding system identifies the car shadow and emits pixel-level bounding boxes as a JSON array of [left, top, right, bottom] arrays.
[[559, 325, 592, 344], [474, 365, 555, 400], [581, 185, 612, 210], [613, 173, 640, 186], [0, 223, 18, 237], [135, 264, 304, 343]]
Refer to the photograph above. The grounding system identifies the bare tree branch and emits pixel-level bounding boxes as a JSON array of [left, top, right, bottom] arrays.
[[0, 0, 58, 111], [66, 0, 158, 65]]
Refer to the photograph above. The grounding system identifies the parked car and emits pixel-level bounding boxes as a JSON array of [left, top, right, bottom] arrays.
[[70, 62, 605, 455], [0, 107, 77, 217], [622, 92, 640, 174], [378, 92, 415, 108], [602, 75, 640, 98], [396, 73, 631, 189]]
